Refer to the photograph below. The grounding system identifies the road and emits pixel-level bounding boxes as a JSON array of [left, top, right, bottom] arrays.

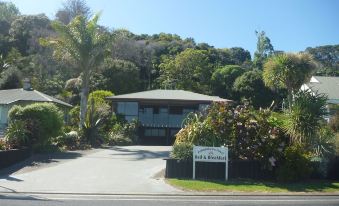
[[0, 194, 339, 206]]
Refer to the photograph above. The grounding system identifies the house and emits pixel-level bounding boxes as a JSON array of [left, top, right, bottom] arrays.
[[300, 76, 339, 120], [107, 89, 230, 145], [0, 82, 72, 136]]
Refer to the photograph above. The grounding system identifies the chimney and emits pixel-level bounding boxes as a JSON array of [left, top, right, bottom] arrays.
[[23, 78, 32, 91]]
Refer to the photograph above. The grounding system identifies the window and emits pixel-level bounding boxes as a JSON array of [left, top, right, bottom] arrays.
[[169, 106, 183, 114]]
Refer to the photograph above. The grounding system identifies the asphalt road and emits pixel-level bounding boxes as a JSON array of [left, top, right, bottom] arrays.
[[1, 194, 339, 206]]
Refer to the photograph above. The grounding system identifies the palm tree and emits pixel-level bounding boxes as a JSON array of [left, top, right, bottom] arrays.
[[263, 53, 317, 109], [41, 14, 110, 128]]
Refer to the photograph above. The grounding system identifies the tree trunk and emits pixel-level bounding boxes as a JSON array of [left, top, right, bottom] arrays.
[[79, 70, 90, 129], [287, 87, 293, 110]]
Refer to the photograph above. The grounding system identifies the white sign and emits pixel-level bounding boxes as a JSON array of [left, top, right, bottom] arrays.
[[193, 146, 229, 180]]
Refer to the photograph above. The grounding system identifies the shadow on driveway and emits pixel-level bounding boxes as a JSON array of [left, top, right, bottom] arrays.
[[0, 151, 83, 179], [108, 146, 170, 160]]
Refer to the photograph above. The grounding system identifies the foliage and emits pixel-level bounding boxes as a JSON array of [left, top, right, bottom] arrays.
[[92, 59, 140, 94], [88, 90, 113, 106], [283, 90, 327, 145], [170, 142, 193, 160], [311, 126, 336, 158], [276, 145, 312, 182], [55, 0, 91, 24], [8, 103, 64, 150], [253, 30, 274, 69], [0, 1, 19, 22], [159, 48, 212, 93], [211, 65, 245, 99], [41, 13, 111, 128], [4, 120, 28, 149], [107, 121, 138, 146], [329, 111, 339, 133], [54, 130, 80, 150], [0, 138, 8, 150], [233, 70, 278, 108], [305, 45, 339, 76], [0, 67, 21, 89], [263, 53, 317, 108], [173, 102, 287, 167]]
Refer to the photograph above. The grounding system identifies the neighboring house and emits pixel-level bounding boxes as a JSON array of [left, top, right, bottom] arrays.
[[0, 84, 72, 137], [107, 89, 231, 145], [301, 76, 339, 120]]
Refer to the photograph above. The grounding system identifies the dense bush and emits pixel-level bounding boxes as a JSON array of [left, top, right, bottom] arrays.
[[5, 120, 28, 149], [172, 102, 287, 169], [8, 103, 64, 150], [54, 131, 80, 150], [107, 121, 138, 146], [329, 111, 339, 133], [171, 142, 193, 160], [276, 145, 312, 182]]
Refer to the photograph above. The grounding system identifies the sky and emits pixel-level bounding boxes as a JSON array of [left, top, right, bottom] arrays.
[[5, 0, 339, 55]]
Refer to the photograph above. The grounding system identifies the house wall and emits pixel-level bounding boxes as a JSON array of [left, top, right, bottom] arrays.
[[0, 105, 10, 125], [114, 101, 212, 145]]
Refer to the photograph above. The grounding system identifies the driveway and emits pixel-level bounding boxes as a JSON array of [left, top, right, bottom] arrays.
[[0, 146, 180, 194]]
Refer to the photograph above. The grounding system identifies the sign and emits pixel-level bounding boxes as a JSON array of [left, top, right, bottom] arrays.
[[193, 146, 229, 180]]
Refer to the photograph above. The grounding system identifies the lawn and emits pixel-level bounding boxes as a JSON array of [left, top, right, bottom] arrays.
[[167, 179, 339, 193]]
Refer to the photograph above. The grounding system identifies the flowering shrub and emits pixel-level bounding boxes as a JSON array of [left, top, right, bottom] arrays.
[[172, 102, 287, 169]]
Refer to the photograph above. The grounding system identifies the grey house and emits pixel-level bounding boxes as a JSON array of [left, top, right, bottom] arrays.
[[0, 86, 72, 136], [301, 76, 339, 120], [107, 89, 230, 145]]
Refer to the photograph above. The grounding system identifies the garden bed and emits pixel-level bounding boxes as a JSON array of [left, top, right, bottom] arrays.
[[0, 148, 32, 170]]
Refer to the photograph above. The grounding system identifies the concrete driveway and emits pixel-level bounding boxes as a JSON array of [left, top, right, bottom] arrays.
[[0, 146, 180, 194]]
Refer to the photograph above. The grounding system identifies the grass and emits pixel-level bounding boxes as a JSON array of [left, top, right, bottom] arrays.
[[167, 179, 339, 193]]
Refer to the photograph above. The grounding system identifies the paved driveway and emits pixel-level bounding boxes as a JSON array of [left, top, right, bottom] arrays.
[[0, 146, 180, 194]]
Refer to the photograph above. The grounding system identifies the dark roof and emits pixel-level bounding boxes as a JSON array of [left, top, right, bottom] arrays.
[[0, 88, 72, 107], [305, 76, 339, 104], [107, 89, 230, 103]]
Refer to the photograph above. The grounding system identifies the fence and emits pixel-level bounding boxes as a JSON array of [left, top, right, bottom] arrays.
[[165, 158, 275, 180], [0, 148, 31, 170]]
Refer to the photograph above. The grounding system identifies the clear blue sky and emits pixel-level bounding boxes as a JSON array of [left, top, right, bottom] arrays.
[[6, 0, 339, 55]]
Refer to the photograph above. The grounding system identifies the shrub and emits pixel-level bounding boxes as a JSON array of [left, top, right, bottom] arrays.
[[5, 120, 28, 149], [0, 138, 8, 150], [173, 102, 287, 167], [54, 131, 80, 150], [329, 111, 339, 133], [107, 121, 138, 146], [276, 145, 312, 182], [170, 142, 193, 160], [8, 103, 64, 150]]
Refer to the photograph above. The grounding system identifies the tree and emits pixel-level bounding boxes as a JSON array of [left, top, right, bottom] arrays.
[[263, 53, 317, 108], [91, 59, 140, 94], [158, 48, 211, 93], [55, 0, 91, 24], [0, 1, 20, 22], [233, 70, 276, 108], [42, 14, 110, 128], [211, 65, 245, 99], [0, 67, 21, 89], [253, 30, 274, 69], [283, 90, 328, 146], [305, 45, 339, 76]]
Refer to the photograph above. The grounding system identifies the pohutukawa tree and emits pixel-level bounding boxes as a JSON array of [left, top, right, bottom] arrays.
[[41, 14, 110, 128], [263, 53, 317, 109]]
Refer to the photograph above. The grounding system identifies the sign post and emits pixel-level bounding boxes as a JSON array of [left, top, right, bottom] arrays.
[[193, 146, 229, 181]]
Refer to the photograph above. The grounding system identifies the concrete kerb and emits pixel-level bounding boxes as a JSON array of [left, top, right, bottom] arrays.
[[0, 191, 339, 197]]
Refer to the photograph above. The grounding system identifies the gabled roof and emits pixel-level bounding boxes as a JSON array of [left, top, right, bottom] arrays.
[[304, 76, 339, 104], [0, 88, 72, 107], [107, 89, 230, 103]]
